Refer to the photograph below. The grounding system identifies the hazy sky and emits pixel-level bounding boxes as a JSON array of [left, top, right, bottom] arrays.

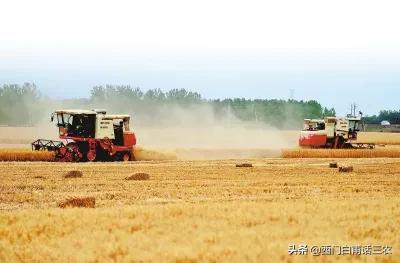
[[1, 0, 399, 115]]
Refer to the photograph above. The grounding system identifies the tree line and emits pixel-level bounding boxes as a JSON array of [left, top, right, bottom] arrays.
[[0, 83, 43, 125], [363, 110, 400, 125], [0, 83, 338, 128]]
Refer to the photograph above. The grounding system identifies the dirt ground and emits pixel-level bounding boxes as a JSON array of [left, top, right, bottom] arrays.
[[0, 158, 399, 262]]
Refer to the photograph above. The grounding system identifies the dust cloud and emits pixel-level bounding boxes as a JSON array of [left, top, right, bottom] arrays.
[[132, 104, 298, 159], [0, 102, 299, 160]]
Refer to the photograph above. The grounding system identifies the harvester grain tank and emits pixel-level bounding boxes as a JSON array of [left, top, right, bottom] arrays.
[[32, 109, 137, 162]]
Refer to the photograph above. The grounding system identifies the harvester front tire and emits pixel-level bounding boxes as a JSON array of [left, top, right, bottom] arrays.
[[87, 150, 96, 162], [63, 143, 83, 162]]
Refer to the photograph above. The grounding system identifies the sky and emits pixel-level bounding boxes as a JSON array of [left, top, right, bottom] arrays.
[[0, 0, 399, 115]]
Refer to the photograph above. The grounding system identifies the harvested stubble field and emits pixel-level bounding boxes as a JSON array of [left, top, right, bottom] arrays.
[[0, 158, 399, 262]]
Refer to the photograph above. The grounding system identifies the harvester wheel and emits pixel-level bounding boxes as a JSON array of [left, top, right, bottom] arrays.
[[55, 147, 66, 161], [62, 143, 83, 162], [87, 150, 96, 162], [122, 152, 131, 162]]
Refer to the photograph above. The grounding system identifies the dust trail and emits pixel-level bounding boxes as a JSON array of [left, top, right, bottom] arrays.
[[174, 148, 281, 160], [133, 147, 177, 161], [130, 104, 298, 160]]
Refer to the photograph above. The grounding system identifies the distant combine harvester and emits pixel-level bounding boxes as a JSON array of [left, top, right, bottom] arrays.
[[299, 115, 374, 149]]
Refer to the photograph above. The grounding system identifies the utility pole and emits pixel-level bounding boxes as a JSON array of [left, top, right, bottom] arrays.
[[350, 104, 353, 117], [350, 103, 357, 117]]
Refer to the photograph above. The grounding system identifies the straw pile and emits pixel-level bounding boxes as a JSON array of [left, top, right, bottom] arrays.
[[58, 197, 95, 208]]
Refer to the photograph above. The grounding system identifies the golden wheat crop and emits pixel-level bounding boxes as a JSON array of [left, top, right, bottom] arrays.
[[0, 149, 54, 161], [357, 132, 400, 145], [0, 147, 177, 162], [282, 148, 400, 158]]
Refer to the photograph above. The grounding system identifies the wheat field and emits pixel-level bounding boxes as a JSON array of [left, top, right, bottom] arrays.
[[0, 158, 399, 262], [1, 127, 400, 262]]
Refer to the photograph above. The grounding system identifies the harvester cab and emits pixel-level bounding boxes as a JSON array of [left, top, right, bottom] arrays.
[[32, 109, 137, 162], [53, 109, 97, 138], [345, 117, 361, 140]]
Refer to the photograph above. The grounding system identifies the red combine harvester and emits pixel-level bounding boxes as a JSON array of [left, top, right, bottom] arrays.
[[299, 116, 374, 149], [32, 109, 137, 161]]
